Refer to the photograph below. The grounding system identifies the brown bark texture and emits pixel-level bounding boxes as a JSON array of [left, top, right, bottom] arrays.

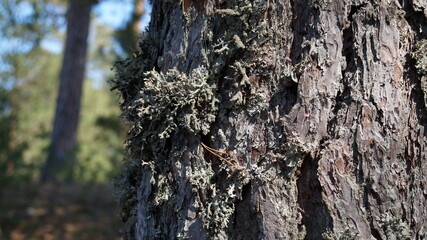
[[113, 0, 427, 239], [42, 0, 93, 182]]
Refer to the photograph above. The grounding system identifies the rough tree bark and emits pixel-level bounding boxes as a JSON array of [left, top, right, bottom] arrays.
[[42, 0, 95, 182], [113, 0, 427, 239]]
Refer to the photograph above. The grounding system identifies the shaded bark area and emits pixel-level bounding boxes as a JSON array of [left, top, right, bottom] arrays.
[[113, 0, 427, 239], [42, 0, 93, 182]]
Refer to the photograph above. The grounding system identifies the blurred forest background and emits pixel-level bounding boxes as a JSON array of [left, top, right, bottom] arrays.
[[0, 0, 150, 239]]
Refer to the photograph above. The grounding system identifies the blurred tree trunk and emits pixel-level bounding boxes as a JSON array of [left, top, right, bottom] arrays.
[[115, 0, 145, 56], [114, 0, 427, 239], [41, 0, 95, 182]]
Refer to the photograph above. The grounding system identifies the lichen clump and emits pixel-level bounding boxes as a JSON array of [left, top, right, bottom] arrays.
[[131, 67, 219, 141], [380, 213, 413, 239], [413, 39, 427, 75], [112, 64, 219, 237]]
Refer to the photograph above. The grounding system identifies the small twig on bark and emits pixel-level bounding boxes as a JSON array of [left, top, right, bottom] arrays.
[[201, 142, 239, 169]]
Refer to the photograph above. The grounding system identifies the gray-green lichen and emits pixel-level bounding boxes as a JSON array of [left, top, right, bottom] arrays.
[[413, 39, 427, 75], [215, 9, 240, 16], [112, 60, 219, 238], [184, 142, 252, 237], [153, 173, 173, 205], [282, 57, 309, 83], [322, 229, 361, 240], [412, 0, 427, 16], [186, 159, 215, 192], [379, 213, 413, 240], [132, 67, 218, 140], [234, 61, 250, 86], [199, 170, 250, 236], [283, 135, 316, 168], [112, 0, 283, 238], [233, 35, 245, 49], [309, 0, 332, 11], [201, 193, 235, 234]]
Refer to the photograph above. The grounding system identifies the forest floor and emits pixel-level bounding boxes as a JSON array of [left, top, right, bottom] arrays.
[[0, 183, 122, 240]]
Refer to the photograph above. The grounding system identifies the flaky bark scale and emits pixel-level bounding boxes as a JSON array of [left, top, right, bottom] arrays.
[[113, 0, 427, 239]]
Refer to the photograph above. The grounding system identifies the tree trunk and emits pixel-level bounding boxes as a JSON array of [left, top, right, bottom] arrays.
[[41, 0, 94, 182], [115, 0, 145, 56], [113, 0, 427, 239]]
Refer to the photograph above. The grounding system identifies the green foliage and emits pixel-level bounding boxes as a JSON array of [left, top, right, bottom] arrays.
[[0, 49, 125, 184], [0, 48, 60, 184], [74, 83, 125, 183], [0, 0, 127, 185]]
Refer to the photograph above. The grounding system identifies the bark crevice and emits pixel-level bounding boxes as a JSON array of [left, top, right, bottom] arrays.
[[113, 0, 427, 239], [297, 154, 333, 238]]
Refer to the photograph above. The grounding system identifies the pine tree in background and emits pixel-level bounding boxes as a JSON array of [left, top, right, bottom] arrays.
[[0, 0, 136, 184], [41, 0, 97, 182], [115, 0, 145, 57]]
